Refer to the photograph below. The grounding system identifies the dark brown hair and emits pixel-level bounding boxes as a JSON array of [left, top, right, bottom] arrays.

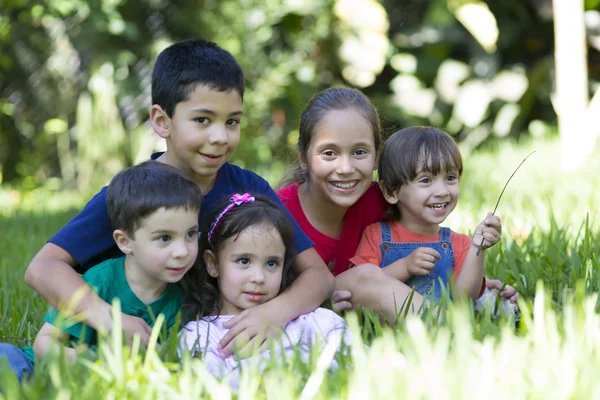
[[379, 126, 463, 220], [152, 39, 245, 117], [106, 161, 202, 236], [180, 195, 296, 322], [278, 87, 382, 188]]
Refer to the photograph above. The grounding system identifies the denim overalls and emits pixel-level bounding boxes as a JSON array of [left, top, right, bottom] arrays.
[[379, 222, 454, 300]]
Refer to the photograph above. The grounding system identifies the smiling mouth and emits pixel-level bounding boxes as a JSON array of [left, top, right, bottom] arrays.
[[200, 153, 224, 159], [428, 203, 448, 210], [330, 180, 359, 189]]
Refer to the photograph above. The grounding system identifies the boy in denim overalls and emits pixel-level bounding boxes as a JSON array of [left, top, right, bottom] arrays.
[[351, 126, 502, 301]]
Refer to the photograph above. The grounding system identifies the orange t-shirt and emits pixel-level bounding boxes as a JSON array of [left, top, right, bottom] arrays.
[[350, 221, 485, 296]]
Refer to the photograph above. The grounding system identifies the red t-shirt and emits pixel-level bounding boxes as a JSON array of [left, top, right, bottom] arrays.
[[277, 182, 388, 276]]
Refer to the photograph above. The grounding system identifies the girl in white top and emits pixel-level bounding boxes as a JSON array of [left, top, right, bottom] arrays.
[[179, 193, 349, 388]]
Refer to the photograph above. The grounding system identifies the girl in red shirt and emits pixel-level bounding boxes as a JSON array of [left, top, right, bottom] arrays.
[[277, 87, 430, 321]]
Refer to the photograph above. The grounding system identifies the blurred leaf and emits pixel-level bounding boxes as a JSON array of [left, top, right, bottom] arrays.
[[454, 2, 499, 53], [43, 118, 68, 135], [585, 0, 600, 10]]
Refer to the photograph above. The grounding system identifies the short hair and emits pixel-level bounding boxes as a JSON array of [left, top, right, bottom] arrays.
[[151, 39, 245, 117], [378, 126, 463, 220], [106, 161, 203, 236]]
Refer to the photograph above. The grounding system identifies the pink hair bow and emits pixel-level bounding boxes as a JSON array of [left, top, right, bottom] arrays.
[[230, 193, 255, 205], [207, 193, 255, 243]]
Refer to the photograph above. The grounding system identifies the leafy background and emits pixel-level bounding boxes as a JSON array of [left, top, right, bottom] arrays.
[[1, 0, 599, 192]]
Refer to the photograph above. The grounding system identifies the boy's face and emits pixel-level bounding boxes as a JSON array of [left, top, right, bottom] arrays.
[[116, 207, 200, 286], [384, 165, 459, 236], [152, 84, 243, 190]]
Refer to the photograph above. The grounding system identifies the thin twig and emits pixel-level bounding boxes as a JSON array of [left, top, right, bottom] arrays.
[[477, 151, 536, 256]]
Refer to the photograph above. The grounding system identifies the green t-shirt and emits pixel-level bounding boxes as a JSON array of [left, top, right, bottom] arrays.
[[23, 257, 183, 363]]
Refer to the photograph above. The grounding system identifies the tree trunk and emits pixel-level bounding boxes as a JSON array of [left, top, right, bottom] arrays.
[[553, 0, 596, 171]]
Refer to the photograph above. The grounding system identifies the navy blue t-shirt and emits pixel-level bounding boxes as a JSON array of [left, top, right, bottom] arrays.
[[50, 158, 314, 272]]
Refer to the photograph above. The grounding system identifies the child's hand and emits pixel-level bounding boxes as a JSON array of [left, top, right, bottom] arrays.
[[405, 247, 441, 276], [219, 301, 286, 359], [120, 314, 153, 347], [472, 212, 502, 251], [330, 290, 353, 313], [486, 279, 519, 310]]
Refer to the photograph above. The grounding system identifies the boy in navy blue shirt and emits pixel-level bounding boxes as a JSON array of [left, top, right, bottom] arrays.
[[24, 39, 334, 357]]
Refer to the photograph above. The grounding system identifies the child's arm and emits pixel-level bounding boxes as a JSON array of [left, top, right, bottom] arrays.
[[350, 224, 441, 282], [25, 244, 152, 346], [455, 213, 502, 299], [382, 247, 441, 281], [32, 322, 79, 363]]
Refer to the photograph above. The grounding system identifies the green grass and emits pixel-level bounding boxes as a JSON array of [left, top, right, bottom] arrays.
[[2, 136, 600, 398]]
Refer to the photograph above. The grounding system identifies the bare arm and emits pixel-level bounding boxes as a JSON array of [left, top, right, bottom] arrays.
[[25, 243, 113, 331], [274, 246, 335, 317], [455, 213, 502, 299], [382, 247, 441, 282], [32, 322, 78, 362], [454, 244, 486, 299], [24, 243, 152, 345], [381, 258, 412, 281]]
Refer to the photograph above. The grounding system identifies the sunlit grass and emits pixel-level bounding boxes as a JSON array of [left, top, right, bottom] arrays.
[[3, 286, 600, 399]]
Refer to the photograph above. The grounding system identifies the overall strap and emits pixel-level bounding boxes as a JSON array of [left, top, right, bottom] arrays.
[[439, 227, 451, 242], [379, 222, 392, 242]]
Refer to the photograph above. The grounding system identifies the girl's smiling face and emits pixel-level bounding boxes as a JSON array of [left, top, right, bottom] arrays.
[[204, 223, 285, 315], [303, 108, 377, 210]]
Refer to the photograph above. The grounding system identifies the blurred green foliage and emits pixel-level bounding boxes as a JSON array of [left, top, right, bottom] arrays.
[[0, 0, 599, 189]]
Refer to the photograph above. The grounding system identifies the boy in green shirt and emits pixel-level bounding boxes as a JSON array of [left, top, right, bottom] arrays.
[[0, 161, 202, 381]]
